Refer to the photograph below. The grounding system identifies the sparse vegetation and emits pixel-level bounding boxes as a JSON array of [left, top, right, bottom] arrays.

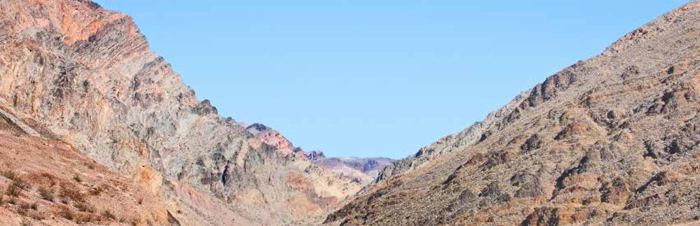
[[3, 171, 32, 190], [59, 206, 99, 223], [6, 181, 22, 197], [21, 218, 31, 226], [35, 172, 57, 187], [60, 207, 76, 221], [13, 178, 32, 191], [17, 202, 29, 216], [38, 186, 54, 201], [131, 216, 143, 226], [74, 201, 95, 213], [59, 183, 85, 202], [2, 171, 30, 194], [90, 184, 106, 196], [31, 212, 46, 221], [29, 211, 46, 221], [19, 201, 32, 211], [73, 174, 83, 183], [102, 209, 116, 220], [2, 170, 16, 180], [74, 213, 98, 224], [17, 201, 38, 217]]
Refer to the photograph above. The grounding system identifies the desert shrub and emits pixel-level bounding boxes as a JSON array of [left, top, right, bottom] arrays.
[[17, 203, 29, 216], [2, 170, 16, 180], [59, 207, 76, 221], [74, 202, 95, 213], [18, 201, 37, 216], [11, 177, 32, 191], [73, 174, 82, 183], [74, 213, 98, 224], [30, 202, 38, 210], [102, 209, 116, 220], [0, 194, 3, 205], [6, 182, 21, 197], [3, 170, 29, 188], [38, 186, 54, 201], [2, 171, 32, 191], [28, 172, 57, 187], [59, 183, 85, 202], [21, 218, 31, 226], [19, 201, 32, 210], [90, 183, 110, 196], [131, 216, 143, 226], [29, 211, 46, 221]]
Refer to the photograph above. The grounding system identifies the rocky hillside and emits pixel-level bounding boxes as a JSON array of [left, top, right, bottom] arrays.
[[327, 1, 700, 225], [0, 105, 191, 226], [0, 0, 373, 225]]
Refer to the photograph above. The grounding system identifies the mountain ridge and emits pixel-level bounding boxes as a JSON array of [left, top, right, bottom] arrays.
[[0, 0, 385, 225], [326, 1, 700, 225]]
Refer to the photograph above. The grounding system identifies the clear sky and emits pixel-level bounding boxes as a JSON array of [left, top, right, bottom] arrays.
[[94, 0, 688, 159]]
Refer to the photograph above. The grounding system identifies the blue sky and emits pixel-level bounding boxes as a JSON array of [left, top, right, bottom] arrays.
[[94, 0, 688, 158]]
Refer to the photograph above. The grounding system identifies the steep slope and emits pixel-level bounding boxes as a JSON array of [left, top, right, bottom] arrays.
[[327, 2, 700, 225], [376, 92, 527, 182], [0, 0, 365, 225], [0, 102, 191, 226]]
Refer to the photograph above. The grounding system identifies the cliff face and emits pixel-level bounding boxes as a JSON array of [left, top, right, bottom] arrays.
[[328, 2, 700, 225], [0, 0, 365, 225]]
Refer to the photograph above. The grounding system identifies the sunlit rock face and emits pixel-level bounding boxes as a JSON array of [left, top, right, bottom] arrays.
[[328, 2, 700, 225], [0, 0, 377, 225]]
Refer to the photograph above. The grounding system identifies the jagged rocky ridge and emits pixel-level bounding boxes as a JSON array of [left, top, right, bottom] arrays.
[[327, 1, 700, 225], [0, 0, 373, 225]]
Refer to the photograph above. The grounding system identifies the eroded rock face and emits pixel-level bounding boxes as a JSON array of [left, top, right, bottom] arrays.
[[0, 0, 365, 225], [327, 2, 700, 225]]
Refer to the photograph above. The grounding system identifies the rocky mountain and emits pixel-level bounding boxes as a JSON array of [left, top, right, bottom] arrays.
[[0, 0, 376, 225], [327, 1, 700, 225], [0, 106, 187, 226], [313, 157, 394, 180]]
